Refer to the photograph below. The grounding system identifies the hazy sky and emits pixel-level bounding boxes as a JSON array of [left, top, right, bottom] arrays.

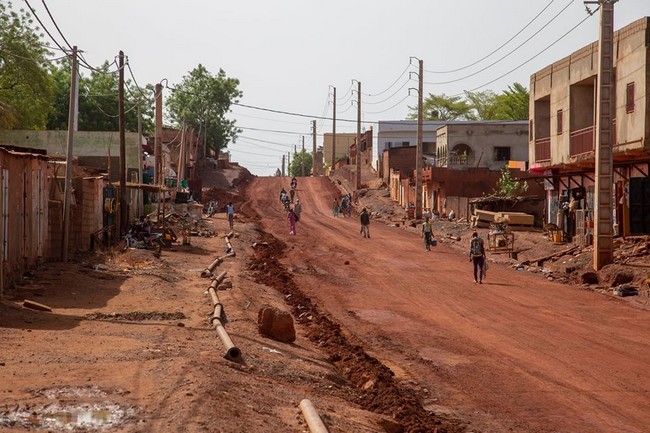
[[23, 0, 650, 176]]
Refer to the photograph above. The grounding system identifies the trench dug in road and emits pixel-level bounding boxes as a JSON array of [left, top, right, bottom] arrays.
[[241, 175, 650, 433]]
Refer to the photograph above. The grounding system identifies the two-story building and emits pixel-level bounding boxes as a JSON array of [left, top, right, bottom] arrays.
[[529, 17, 650, 236], [434, 121, 529, 169]]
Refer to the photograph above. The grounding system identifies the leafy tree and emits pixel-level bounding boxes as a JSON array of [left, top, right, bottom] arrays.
[[409, 93, 473, 121], [493, 83, 529, 120], [47, 59, 154, 133], [0, 2, 55, 129], [409, 84, 529, 122], [464, 90, 500, 120], [166, 64, 242, 155], [494, 166, 529, 197], [288, 149, 312, 177]]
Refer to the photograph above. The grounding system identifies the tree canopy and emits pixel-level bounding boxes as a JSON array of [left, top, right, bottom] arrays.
[[46, 59, 154, 133], [0, 2, 55, 129], [409, 83, 529, 121], [288, 149, 312, 177], [166, 64, 242, 155]]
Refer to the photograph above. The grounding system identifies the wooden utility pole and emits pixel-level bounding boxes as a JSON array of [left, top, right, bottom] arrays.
[[355, 81, 361, 190], [155, 83, 163, 185], [288, 151, 291, 175], [301, 136, 305, 177], [282, 154, 285, 177], [118, 50, 127, 232], [332, 86, 336, 170], [592, 0, 616, 270], [62, 46, 78, 263], [415, 59, 424, 220], [176, 122, 186, 188], [312, 120, 317, 176], [137, 105, 143, 216]]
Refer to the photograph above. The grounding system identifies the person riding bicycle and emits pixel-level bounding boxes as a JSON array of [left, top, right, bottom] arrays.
[[290, 177, 297, 190]]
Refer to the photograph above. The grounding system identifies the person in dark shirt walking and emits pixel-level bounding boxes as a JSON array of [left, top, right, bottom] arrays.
[[359, 207, 370, 238], [468, 230, 486, 284]]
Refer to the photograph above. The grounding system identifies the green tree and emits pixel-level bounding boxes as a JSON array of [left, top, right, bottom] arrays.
[[494, 166, 529, 197], [288, 150, 312, 177], [409, 93, 473, 121], [47, 59, 154, 133], [493, 83, 529, 120], [167, 64, 242, 155], [464, 90, 500, 120], [0, 2, 55, 129]]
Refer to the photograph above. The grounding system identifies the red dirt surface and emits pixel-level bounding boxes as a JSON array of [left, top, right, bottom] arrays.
[[1, 167, 650, 433]]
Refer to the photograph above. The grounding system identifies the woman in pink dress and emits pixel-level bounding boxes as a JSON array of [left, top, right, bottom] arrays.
[[288, 208, 297, 235]]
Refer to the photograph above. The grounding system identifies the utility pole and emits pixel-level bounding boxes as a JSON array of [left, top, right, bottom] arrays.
[[62, 46, 78, 263], [118, 50, 127, 233], [415, 59, 424, 220], [301, 136, 305, 177], [287, 151, 291, 175], [332, 86, 336, 171], [155, 83, 163, 185], [591, 0, 616, 270], [282, 154, 285, 177], [137, 105, 143, 217], [312, 120, 317, 176], [355, 80, 361, 190]]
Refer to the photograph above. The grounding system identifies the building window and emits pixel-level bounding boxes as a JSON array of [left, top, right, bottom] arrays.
[[626, 82, 635, 113], [557, 109, 563, 135], [386, 141, 392, 149], [401, 141, 410, 147], [494, 147, 511, 161]]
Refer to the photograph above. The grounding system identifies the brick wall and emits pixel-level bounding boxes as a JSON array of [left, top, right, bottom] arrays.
[[382, 147, 416, 184]]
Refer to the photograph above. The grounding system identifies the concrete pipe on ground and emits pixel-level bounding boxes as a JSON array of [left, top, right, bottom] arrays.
[[299, 399, 329, 433]]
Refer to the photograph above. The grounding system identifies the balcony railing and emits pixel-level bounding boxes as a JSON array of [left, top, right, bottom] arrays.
[[570, 126, 594, 156], [448, 155, 474, 166], [534, 137, 551, 162]]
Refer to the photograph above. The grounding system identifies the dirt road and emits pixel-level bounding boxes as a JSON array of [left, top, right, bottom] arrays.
[[247, 175, 650, 433]]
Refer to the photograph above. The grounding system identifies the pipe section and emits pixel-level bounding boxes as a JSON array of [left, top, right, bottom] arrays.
[[299, 399, 329, 433], [206, 271, 241, 361], [200, 252, 235, 278]]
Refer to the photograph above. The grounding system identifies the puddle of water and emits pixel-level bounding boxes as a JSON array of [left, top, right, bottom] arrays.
[[1, 404, 134, 430]]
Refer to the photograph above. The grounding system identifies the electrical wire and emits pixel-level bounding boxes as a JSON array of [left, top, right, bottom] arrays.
[[363, 93, 414, 115], [364, 63, 412, 96], [425, 0, 557, 74], [40, 0, 73, 50], [22, 0, 69, 54], [424, 0, 574, 86], [456, 8, 597, 96], [362, 78, 413, 105]]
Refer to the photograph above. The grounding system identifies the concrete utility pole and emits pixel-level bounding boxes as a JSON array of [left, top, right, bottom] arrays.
[[155, 83, 163, 185], [591, 0, 617, 270], [312, 120, 317, 176], [118, 50, 127, 232], [287, 151, 291, 175], [62, 46, 78, 263], [136, 105, 143, 218], [282, 154, 285, 177], [301, 135, 305, 177], [332, 86, 336, 171], [415, 59, 424, 220], [355, 80, 361, 190]]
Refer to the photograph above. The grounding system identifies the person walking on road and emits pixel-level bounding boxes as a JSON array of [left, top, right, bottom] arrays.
[[469, 230, 486, 284], [288, 208, 297, 235], [226, 202, 235, 230], [422, 217, 433, 251], [332, 198, 340, 217], [294, 199, 302, 222], [359, 207, 370, 238]]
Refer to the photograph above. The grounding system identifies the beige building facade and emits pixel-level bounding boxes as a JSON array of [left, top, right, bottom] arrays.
[[529, 17, 650, 236], [322, 133, 356, 167]]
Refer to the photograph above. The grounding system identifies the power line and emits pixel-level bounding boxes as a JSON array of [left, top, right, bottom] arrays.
[[424, 0, 574, 86], [363, 93, 414, 115], [364, 63, 412, 96], [456, 8, 597, 96], [362, 78, 413, 105], [40, 0, 73, 50], [22, 0, 69, 54], [425, 0, 557, 74]]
